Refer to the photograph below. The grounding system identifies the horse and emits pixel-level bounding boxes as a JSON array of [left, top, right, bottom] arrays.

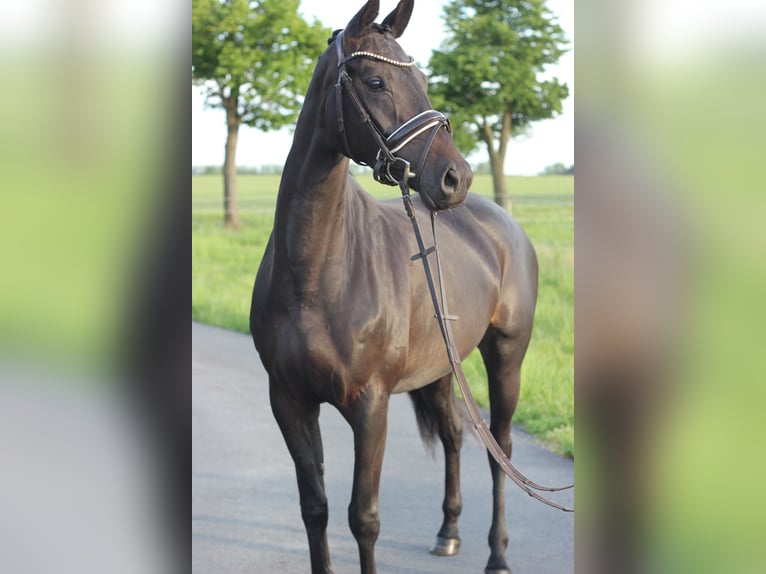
[[250, 1, 538, 573]]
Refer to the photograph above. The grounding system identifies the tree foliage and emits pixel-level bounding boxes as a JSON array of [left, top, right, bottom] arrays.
[[428, 0, 569, 210], [192, 0, 329, 226], [540, 162, 573, 175], [192, 0, 330, 130]]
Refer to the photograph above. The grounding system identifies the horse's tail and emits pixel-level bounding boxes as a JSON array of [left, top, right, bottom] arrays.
[[408, 383, 477, 455], [407, 388, 440, 453]]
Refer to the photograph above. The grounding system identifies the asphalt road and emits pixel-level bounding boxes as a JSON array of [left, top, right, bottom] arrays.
[[192, 322, 573, 573]]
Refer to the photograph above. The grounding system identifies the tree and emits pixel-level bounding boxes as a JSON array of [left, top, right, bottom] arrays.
[[428, 0, 569, 212], [192, 0, 330, 227], [540, 162, 573, 175]]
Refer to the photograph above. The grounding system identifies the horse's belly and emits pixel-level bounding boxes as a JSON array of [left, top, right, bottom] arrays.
[[392, 362, 452, 393], [391, 321, 486, 394]]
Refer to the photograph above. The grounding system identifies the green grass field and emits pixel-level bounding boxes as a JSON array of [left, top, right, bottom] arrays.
[[192, 172, 573, 456]]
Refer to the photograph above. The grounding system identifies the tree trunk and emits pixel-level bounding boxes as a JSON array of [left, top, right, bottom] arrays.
[[223, 103, 240, 229], [481, 115, 512, 213], [489, 152, 511, 213]]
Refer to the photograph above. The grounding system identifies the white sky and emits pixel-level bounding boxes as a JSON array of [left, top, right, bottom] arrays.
[[191, 0, 574, 175], [629, 0, 766, 60]]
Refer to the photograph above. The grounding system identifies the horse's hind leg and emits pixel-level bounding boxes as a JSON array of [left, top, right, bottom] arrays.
[[479, 326, 532, 574], [411, 375, 464, 556], [269, 378, 333, 574]]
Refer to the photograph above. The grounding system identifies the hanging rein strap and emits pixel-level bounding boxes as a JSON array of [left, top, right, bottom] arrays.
[[398, 183, 574, 513], [333, 29, 573, 512]]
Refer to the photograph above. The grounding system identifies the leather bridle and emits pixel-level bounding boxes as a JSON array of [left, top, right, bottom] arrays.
[[333, 30, 451, 188], [333, 29, 574, 512]]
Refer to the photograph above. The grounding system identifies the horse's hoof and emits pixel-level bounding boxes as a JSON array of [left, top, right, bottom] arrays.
[[430, 536, 461, 556]]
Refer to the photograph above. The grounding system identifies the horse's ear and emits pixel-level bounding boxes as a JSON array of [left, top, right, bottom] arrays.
[[381, 0, 414, 38], [346, 0, 380, 38]]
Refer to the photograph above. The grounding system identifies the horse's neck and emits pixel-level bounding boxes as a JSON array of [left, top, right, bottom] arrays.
[[273, 119, 352, 295]]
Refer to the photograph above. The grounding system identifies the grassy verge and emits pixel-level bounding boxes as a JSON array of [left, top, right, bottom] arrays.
[[192, 173, 573, 457]]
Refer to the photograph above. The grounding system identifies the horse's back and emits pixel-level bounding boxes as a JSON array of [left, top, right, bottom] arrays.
[[376, 188, 537, 306], [383, 190, 538, 355], [439, 192, 539, 337], [415, 191, 537, 282]]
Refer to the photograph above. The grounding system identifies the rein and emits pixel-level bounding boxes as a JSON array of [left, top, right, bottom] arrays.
[[399, 185, 575, 513], [333, 30, 574, 513]]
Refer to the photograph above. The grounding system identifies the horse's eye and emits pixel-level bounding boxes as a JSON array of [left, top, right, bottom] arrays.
[[366, 78, 384, 91]]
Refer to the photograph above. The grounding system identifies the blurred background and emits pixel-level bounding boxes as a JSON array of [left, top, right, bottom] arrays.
[[0, 0, 187, 573], [0, 0, 765, 573], [576, 0, 766, 572]]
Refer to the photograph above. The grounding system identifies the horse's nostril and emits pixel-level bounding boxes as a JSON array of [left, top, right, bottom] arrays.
[[443, 168, 459, 194]]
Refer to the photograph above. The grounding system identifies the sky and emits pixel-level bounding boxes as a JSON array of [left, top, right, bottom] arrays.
[[191, 0, 574, 176]]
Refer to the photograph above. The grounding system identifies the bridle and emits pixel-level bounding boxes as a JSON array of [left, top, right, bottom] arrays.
[[333, 30, 451, 188], [333, 29, 574, 512]]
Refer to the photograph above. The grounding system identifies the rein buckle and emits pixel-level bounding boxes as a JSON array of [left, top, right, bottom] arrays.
[[374, 155, 415, 187]]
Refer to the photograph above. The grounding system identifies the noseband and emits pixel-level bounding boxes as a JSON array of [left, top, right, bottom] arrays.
[[334, 31, 451, 187]]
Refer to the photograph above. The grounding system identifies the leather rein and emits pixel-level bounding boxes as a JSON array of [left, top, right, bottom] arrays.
[[333, 30, 574, 513]]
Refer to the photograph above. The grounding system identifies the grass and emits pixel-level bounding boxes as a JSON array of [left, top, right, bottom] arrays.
[[192, 173, 573, 457]]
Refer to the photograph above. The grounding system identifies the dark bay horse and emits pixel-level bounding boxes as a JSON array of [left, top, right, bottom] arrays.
[[250, 1, 537, 573]]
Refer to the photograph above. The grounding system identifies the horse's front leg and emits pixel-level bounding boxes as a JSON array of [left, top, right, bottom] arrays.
[[340, 385, 390, 574], [269, 378, 333, 574]]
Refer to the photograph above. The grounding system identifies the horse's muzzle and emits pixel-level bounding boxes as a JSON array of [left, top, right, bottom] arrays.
[[427, 158, 472, 210], [441, 161, 472, 202]]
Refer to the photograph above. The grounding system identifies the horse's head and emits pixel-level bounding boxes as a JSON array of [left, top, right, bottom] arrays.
[[317, 0, 472, 210]]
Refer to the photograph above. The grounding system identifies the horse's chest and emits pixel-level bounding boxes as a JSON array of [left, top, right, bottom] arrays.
[[266, 305, 404, 394]]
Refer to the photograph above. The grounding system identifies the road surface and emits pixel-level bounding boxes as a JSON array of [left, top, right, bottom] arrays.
[[192, 322, 573, 573]]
